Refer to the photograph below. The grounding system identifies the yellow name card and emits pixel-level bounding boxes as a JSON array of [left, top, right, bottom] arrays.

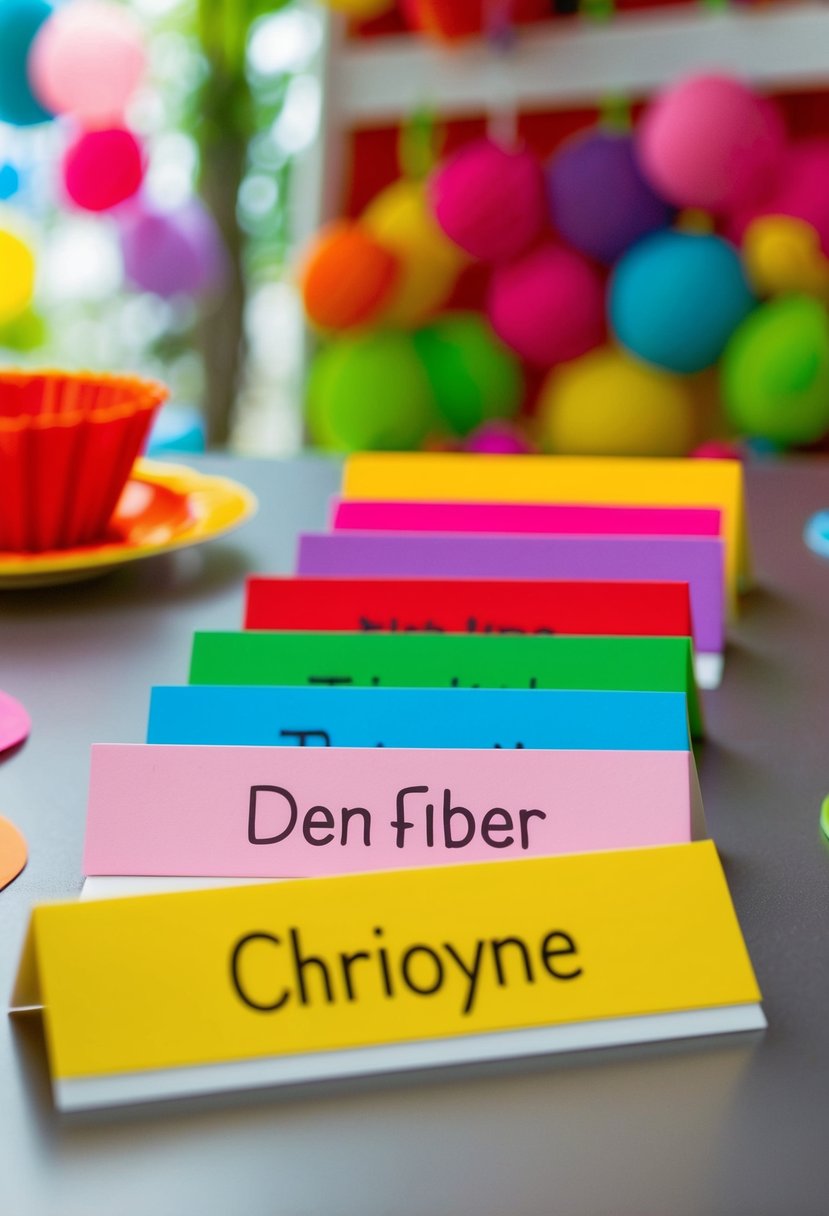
[[12, 842, 763, 1111], [342, 453, 751, 613]]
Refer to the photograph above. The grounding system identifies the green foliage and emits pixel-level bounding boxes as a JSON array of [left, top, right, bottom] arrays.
[[197, 0, 290, 74]]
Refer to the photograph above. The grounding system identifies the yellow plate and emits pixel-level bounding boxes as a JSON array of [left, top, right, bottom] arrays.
[[0, 459, 258, 588]]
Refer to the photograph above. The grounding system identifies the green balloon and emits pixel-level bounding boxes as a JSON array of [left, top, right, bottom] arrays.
[[307, 331, 437, 452], [722, 295, 829, 446], [0, 308, 47, 352], [413, 313, 523, 437]]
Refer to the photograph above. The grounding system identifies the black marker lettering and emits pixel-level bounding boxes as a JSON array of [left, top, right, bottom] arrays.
[[443, 941, 485, 1015], [279, 729, 331, 747], [230, 933, 289, 1012], [248, 785, 297, 845], [391, 785, 427, 848]]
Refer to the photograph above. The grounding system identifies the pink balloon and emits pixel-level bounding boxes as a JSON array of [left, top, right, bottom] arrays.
[[63, 127, 144, 212], [487, 243, 606, 368], [637, 74, 785, 213], [728, 140, 829, 254], [464, 420, 534, 454], [29, 0, 146, 125], [692, 440, 744, 461], [429, 138, 546, 263]]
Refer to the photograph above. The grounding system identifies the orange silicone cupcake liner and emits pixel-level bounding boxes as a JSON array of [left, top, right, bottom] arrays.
[[0, 371, 168, 552]]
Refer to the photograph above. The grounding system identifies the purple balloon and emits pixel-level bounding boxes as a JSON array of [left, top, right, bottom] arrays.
[[119, 199, 227, 299], [548, 130, 675, 265]]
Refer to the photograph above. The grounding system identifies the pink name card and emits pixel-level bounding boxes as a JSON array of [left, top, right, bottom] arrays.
[[331, 499, 723, 538], [84, 745, 704, 880]]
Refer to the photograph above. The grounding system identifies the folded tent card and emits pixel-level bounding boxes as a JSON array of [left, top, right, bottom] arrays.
[[331, 499, 724, 539], [147, 686, 693, 750], [244, 576, 694, 638], [341, 452, 751, 611], [12, 843, 764, 1112], [295, 533, 724, 686], [82, 742, 706, 882], [189, 631, 704, 738]]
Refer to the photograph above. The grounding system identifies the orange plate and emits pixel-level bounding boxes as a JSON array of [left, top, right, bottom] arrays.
[[0, 460, 258, 588]]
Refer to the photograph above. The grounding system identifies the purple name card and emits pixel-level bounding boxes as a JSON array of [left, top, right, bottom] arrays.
[[296, 532, 725, 654]]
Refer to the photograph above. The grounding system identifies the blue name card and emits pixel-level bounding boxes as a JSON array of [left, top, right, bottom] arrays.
[[147, 686, 691, 751]]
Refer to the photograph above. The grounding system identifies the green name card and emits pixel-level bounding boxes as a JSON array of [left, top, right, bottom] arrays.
[[189, 632, 703, 738]]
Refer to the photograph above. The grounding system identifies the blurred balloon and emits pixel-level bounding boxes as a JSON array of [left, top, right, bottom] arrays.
[[721, 294, 829, 446], [413, 312, 523, 436], [403, 0, 548, 41], [0, 226, 36, 326], [637, 74, 785, 212], [29, 0, 146, 126], [609, 231, 756, 373], [120, 200, 227, 299], [363, 179, 463, 327], [308, 331, 437, 452], [430, 138, 546, 263], [147, 404, 206, 455], [300, 220, 399, 331], [537, 346, 695, 457], [487, 242, 606, 368], [742, 215, 829, 298], [0, 163, 20, 200], [62, 127, 144, 212], [320, 0, 394, 16], [692, 439, 744, 461], [0, 306, 46, 351], [0, 0, 54, 126], [548, 129, 675, 265], [464, 420, 534, 454], [728, 139, 829, 254]]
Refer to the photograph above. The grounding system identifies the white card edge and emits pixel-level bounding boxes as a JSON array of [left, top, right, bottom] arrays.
[[55, 1004, 765, 1112], [694, 652, 724, 691]]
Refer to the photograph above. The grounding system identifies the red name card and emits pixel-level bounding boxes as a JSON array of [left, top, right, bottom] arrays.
[[244, 577, 693, 638]]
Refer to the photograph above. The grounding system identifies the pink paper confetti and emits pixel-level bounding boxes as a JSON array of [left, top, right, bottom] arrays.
[[0, 690, 31, 755]]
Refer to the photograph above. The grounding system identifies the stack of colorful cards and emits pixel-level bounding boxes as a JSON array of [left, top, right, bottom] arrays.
[[13, 453, 763, 1112]]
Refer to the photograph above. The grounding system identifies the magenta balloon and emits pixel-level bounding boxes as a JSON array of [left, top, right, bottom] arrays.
[[29, 0, 146, 124], [464, 420, 534, 454], [487, 243, 606, 368], [429, 138, 546, 263], [120, 202, 227, 299], [728, 139, 829, 254], [63, 127, 144, 212], [637, 74, 785, 213]]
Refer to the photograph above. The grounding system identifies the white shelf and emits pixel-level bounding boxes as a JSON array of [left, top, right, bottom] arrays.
[[332, 3, 829, 123]]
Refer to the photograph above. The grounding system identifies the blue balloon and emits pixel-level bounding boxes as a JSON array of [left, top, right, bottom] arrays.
[[609, 231, 756, 374], [0, 0, 54, 127], [0, 162, 19, 199]]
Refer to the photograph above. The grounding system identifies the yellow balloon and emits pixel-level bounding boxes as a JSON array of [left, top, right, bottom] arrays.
[[0, 228, 35, 327], [363, 179, 464, 328], [323, 0, 395, 17], [538, 346, 695, 458], [743, 215, 829, 298]]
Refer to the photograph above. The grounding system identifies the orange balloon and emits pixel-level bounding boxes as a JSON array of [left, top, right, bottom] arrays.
[[300, 221, 399, 332]]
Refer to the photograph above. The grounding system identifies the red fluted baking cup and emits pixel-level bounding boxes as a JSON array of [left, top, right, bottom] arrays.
[[0, 371, 168, 552]]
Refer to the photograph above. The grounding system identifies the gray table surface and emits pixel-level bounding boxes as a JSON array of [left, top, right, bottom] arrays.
[[2, 453, 829, 1216]]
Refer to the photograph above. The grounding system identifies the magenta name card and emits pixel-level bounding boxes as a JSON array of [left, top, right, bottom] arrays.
[[331, 499, 723, 538]]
